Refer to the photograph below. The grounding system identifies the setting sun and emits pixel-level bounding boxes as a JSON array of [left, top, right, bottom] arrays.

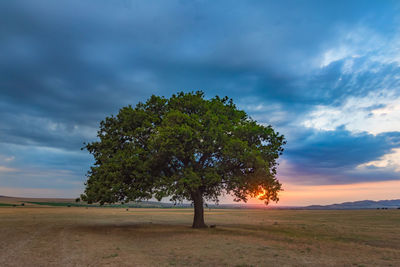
[[256, 188, 267, 199], [1, 1, 400, 266]]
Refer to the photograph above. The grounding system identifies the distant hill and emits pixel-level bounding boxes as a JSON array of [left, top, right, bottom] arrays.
[[304, 199, 400, 210], [1, 195, 400, 209], [0, 195, 75, 206]]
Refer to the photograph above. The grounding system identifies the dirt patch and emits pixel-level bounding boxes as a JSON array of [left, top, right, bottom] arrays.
[[0, 208, 399, 266]]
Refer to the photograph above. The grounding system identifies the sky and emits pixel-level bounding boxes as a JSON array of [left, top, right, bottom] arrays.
[[1, 0, 399, 206]]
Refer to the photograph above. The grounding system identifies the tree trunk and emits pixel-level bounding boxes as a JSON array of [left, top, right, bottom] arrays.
[[191, 190, 207, 228]]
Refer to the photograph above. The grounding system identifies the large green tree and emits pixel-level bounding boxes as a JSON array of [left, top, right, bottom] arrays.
[[82, 91, 285, 228]]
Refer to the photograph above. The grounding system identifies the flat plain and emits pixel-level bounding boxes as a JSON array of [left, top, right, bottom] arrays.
[[0, 206, 399, 267]]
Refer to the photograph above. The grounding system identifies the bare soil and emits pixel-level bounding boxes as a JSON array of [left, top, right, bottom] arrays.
[[0, 207, 399, 266]]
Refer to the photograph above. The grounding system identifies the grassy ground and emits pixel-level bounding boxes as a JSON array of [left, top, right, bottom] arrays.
[[0, 207, 399, 266], [0, 203, 15, 207]]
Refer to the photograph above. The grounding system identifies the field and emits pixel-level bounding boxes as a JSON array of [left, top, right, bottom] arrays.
[[0, 206, 399, 267]]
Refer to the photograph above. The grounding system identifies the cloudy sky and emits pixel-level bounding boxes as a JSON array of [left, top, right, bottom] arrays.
[[1, 0, 399, 205]]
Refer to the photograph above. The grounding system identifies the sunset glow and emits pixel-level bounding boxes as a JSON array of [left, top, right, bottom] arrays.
[[245, 180, 400, 206], [2, 3, 400, 266], [1, 1, 399, 207], [256, 189, 267, 200]]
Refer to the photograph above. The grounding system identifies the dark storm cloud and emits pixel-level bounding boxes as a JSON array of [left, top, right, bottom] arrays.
[[0, 143, 91, 190], [1, 0, 400, 193], [280, 127, 400, 184], [290, 128, 400, 168]]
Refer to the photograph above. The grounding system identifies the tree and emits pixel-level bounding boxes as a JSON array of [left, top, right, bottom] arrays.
[[82, 91, 285, 228]]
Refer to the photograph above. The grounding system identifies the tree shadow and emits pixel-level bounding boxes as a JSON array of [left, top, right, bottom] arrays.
[[70, 222, 201, 239]]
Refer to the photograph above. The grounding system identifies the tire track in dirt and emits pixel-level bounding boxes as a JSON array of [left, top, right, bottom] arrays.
[[56, 226, 88, 267], [55, 226, 69, 266]]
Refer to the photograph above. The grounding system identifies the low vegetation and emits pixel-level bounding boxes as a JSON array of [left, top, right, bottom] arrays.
[[25, 201, 171, 208], [0, 207, 399, 266], [0, 203, 15, 207]]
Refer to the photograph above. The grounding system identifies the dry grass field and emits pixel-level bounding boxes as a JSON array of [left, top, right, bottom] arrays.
[[0, 206, 399, 267]]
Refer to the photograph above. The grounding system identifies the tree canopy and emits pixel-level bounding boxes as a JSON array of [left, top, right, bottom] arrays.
[[82, 91, 286, 228]]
